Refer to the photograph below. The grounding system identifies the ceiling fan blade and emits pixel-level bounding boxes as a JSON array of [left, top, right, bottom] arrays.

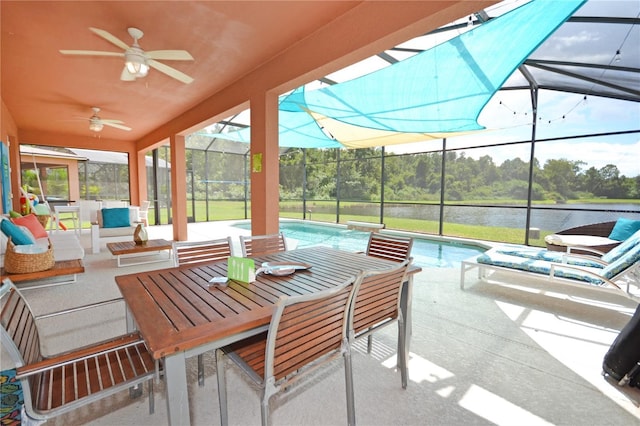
[[60, 50, 124, 57], [89, 27, 130, 50], [146, 50, 194, 61], [102, 119, 126, 125], [149, 59, 194, 84], [102, 121, 132, 131], [120, 66, 136, 81]]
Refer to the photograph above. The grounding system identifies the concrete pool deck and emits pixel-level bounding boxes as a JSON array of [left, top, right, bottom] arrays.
[[2, 220, 639, 425]]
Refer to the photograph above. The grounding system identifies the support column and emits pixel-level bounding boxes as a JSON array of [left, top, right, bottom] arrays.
[[67, 161, 80, 203], [250, 91, 280, 235], [8, 136, 21, 212], [170, 134, 188, 241], [127, 147, 147, 207]]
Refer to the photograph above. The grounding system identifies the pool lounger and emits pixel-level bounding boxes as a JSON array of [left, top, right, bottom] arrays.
[[460, 246, 640, 300]]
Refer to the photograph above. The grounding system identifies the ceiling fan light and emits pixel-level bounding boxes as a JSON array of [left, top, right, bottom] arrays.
[[125, 50, 149, 77], [89, 121, 104, 132]]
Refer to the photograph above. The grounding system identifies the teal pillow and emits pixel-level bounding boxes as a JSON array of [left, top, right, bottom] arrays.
[[101, 208, 131, 228], [608, 218, 640, 241], [1, 218, 36, 245]]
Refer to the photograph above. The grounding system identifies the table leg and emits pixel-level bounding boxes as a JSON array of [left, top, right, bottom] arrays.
[[164, 353, 191, 426]]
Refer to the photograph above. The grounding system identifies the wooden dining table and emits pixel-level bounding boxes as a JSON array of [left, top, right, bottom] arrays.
[[115, 246, 421, 425]]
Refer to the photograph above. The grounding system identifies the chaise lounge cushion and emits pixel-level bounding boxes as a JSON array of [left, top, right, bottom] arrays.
[[495, 247, 605, 268]]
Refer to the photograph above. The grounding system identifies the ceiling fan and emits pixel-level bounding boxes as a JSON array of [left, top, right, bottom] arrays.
[[82, 107, 131, 132], [60, 27, 194, 84]]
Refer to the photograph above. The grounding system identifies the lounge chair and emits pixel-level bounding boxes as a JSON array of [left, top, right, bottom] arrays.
[[494, 228, 640, 269], [460, 242, 640, 300]]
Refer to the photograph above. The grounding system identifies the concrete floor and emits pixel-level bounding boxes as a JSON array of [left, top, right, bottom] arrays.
[[2, 221, 639, 425]]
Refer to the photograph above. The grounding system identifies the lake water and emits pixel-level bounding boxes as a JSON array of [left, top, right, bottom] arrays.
[[309, 202, 640, 232]]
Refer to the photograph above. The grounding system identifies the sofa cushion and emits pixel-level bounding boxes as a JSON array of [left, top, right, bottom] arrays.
[[101, 208, 131, 228], [0, 218, 36, 245], [98, 227, 135, 238], [11, 214, 48, 239], [609, 218, 640, 241], [47, 233, 85, 261]]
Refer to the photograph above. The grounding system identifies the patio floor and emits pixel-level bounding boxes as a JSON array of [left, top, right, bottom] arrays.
[[2, 221, 639, 425]]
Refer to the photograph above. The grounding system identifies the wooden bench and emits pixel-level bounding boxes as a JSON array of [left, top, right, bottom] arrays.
[[346, 220, 385, 232], [0, 259, 84, 288]]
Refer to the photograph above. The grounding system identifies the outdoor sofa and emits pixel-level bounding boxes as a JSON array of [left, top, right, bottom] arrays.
[[90, 206, 140, 254]]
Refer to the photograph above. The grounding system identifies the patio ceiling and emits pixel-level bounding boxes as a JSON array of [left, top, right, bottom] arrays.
[[1, 0, 497, 149]]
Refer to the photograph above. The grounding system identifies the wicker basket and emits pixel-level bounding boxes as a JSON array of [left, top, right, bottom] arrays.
[[36, 214, 49, 228], [4, 238, 55, 274]]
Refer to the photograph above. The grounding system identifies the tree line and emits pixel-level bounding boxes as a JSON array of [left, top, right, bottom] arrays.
[[278, 147, 639, 202]]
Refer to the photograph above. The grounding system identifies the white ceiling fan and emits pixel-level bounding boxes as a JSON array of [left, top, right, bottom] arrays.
[[60, 27, 194, 84], [82, 107, 131, 132]]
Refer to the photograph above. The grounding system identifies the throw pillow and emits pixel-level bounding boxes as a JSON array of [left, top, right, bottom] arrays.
[[9, 210, 22, 218], [609, 218, 640, 241], [101, 207, 131, 228], [11, 214, 48, 239], [0, 218, 36, 245]]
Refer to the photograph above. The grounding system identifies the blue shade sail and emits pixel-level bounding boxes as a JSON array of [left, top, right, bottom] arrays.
[[205, 0, 586, 148]]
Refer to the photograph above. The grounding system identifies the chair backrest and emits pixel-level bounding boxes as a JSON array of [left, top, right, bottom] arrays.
[[240, 233, 287, 257], [366, 233, 413, 263], [349, 259, 411, 338], [0, 279, 42, 367], [602, 229, 640, 264], [173, 237, 233, 266], [265, 278, 355, 381], [602, 243, 640, 280]]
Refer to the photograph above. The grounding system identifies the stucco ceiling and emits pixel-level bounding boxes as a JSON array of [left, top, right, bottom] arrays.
[[2, 1, 495, 149]]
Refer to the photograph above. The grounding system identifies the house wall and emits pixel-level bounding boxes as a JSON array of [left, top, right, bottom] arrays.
[[1, 99, 20, 214]]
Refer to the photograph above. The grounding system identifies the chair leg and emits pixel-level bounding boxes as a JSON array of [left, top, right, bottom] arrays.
[[260, 392, 270, 426], [148, 379, 155, 414], [215, 349, 229, 426], [397, 317, 408, 389], [198, 354, 205, 386], [367, 333, 373, 354], [343, 341, 356, 426]]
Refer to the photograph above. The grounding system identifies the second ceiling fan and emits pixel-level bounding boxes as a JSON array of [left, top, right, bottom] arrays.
[[60, 27, 194, 84], [84, 107, 131, 132]]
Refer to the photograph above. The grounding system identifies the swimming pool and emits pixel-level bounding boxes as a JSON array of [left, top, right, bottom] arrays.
[[233, 221, 486, 268]]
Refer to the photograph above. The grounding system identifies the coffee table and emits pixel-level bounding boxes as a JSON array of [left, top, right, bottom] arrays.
[[107, 239, 173, 267]]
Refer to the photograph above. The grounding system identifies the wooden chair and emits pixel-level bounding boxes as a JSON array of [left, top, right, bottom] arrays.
[[348, 259, 412, 389], [173, 237, 233, 267], [172, 237, 232, 386], [364, 233, 413, 352], [366, 233, 413, 263], [240, 233, 287, 257], [0, 278, 156, 423], [215, 278, 357, 426]]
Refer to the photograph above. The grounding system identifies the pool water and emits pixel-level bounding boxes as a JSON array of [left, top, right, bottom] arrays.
[[233, 221, 485, 268]]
